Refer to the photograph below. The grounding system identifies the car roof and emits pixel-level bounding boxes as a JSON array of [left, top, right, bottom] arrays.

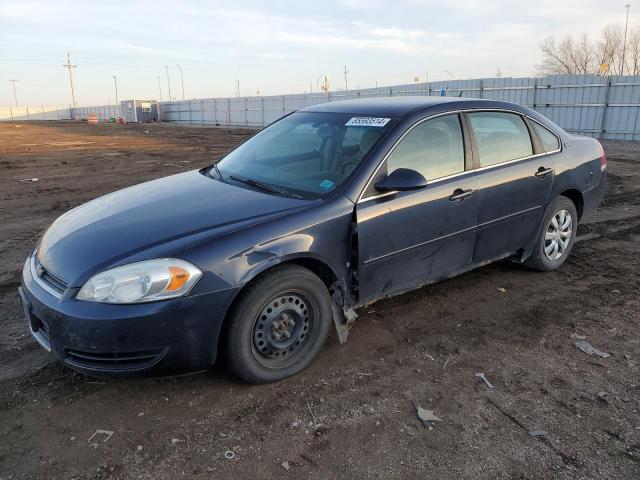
[[300, 96, 528, 118]]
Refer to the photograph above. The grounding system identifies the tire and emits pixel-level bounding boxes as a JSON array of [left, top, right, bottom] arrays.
[[525, 196, 578, 272], [223, 265, 332, 384]]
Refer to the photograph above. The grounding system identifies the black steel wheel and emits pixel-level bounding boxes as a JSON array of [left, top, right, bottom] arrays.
[[223, 265, 332, 384], [251, 291, 318, 367]]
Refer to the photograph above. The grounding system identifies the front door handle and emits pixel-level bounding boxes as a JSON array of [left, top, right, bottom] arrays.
[[449, 188, 473, 202], [535, 167, 554, 179]]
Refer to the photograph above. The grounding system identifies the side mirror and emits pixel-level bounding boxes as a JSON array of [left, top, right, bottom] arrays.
[[374, 168, 428, 192]]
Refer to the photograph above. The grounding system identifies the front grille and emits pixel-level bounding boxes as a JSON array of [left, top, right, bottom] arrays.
[[40, 268, 67, 292], [33, 256, 68, 295], [64, 347, 167, 372]]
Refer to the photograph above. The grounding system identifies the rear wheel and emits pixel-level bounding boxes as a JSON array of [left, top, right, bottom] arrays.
[[525, 196, 578, 271], [223, 265, 332, 384]]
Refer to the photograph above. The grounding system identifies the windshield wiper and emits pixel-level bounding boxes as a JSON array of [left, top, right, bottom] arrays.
[[229, 175, 302, 199]]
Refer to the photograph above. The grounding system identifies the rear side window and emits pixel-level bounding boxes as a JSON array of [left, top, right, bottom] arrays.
[[531, 121, 560, 152], [386, 114, 464, 181], [468, 112, 533, 167]]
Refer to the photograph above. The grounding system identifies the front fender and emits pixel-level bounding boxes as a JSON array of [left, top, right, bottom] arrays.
[[180, 195, 355, 296]]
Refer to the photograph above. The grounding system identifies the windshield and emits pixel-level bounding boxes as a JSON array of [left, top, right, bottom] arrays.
[[214, 112, 394, 198]]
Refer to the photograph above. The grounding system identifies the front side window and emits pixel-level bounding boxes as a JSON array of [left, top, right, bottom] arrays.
[[531, 121, 560, 152], [468, 112, 533, 167], [385, 114, 465, 181], [215, 112, 394, 198]]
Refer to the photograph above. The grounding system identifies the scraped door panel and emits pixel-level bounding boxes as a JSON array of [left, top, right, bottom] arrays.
[[356, 173, 478, 303]]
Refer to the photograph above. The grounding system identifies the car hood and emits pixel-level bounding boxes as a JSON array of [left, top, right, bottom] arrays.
[[37, 170, 313, 285]]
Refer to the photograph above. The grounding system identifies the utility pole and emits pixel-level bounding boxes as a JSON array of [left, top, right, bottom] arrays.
[[165, 65, 172, 100], [62, 51, 77, 108], [8, 79, 18, 107], [113, 75, 119, 106], [157, 75, 163, 102], [316, 73, 325, 92], [236, 78, 240, 98], [309, 81, 313, 93], [344, 65, 349, 91], [176, 64, 185, 100], [622, 4, 631, 75]]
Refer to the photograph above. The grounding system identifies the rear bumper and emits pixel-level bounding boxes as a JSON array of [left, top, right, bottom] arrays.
[[19, 257, 240, 377]]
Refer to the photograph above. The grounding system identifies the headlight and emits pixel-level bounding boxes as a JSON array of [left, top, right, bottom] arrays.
[[76, 259, 202, 304]]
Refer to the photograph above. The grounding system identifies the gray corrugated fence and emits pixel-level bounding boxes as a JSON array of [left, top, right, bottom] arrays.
[[160, 75, 640, 140], [0, 104, 121, 122], [3, 75, 640, 140]]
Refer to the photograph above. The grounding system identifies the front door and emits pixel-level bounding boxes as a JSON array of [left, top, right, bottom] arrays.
[[466, 111, 555, 262], [356, 113, 478, 303]]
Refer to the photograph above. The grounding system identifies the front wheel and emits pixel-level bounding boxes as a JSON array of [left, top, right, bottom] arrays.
[[525, 196, 578, 272], [223, 265, 332, 384]]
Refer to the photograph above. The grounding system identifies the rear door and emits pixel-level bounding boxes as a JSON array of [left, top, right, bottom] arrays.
[[355, 113, 478, 303], [467, 111, 557, 262]]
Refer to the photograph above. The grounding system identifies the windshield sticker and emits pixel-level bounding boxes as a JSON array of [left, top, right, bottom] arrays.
[[345, 117, 390, 127], [319, 179, 335, 190]]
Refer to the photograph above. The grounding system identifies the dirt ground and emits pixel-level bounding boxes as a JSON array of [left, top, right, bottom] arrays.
[[0, 121, 639, 480]]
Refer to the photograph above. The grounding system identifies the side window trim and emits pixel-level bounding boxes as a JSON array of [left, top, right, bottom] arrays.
[[525, 116, 562, 154], [462, 111, 480, 170], [357, 107, 562, 203], [358, 111, 467, 202], [463, 109, 556, 171]]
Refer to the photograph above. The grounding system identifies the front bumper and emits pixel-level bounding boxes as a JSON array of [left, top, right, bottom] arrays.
[[19, 256, 240, 377]]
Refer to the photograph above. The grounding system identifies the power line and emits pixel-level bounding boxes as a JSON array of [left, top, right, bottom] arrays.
[[8, 79, 18, 107], [62, 51, 77, 108]]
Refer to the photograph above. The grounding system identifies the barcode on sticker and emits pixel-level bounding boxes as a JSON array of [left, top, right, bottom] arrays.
[[345, 117, 390, 127]]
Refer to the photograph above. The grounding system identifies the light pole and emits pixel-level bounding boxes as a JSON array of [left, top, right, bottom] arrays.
[[157, 75, 163, 102], [165, 65, 172, 100], [176, 64, 185, 100], [113, 75, 119, 106], [344, 65, 349, 91], [622, 3, 631, 75], [8, 79, 18, 107], [316, 73, 325, 92]]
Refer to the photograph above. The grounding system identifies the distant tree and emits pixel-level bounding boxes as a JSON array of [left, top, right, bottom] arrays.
[[628, 27, 640, 75], [539, 34, 596, 75], [597, 24, 625, 75], [538, 23, 639, 76]]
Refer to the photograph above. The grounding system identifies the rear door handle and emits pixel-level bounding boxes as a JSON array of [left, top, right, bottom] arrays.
[[449, 188, 473, 202], [535, 167, 554, 178]]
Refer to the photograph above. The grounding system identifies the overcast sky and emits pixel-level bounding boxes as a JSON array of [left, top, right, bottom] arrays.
[[0, 0, 634, 106]]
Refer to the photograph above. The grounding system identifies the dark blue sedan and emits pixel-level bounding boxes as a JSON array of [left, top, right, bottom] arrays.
[[19, 97, 607, 383]]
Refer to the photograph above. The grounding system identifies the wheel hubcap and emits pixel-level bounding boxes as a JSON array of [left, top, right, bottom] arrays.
[[544, 209, 572, 260], [252, 292, 311, 362]]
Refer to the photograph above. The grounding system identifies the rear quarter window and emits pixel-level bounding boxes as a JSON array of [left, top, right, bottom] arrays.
[[468, 112, 533, 167], [531, 121, 560, 152]]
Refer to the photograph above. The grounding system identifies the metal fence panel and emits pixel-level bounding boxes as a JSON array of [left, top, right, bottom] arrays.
[[4, 75, 640, 139]]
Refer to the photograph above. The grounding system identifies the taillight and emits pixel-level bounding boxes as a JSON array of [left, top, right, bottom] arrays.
[[598, 141, 607, 171]]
